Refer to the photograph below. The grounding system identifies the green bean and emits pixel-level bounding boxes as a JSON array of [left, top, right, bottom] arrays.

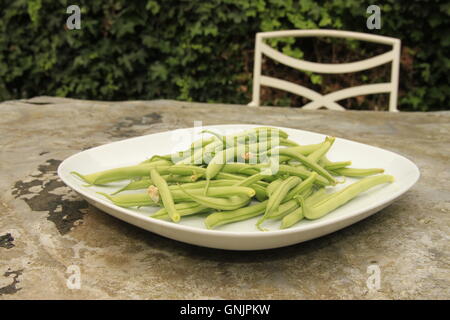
[[166, 150, 197, 164], [150, 168, 180, 222], [216, 171, 255, 181], [169, 164, 226, 179], [279, 205, 304, 229], [307, 137, 335, 163], [178, 185, 252, 210], [300, 186, 314, 200], [167, 165, 249, 181], [171, 186, 256, 202], [280, 138, 300, 147], [191, 136, 215, 150], [177, 127, 287, 165], [222, 163, 258, 175], [71, 162, 171, 185], [205, 139, 281, 183], [324, 161, 353, 170], [179, 180, 265, 201], [165, 174, 203, 183], [111, 178, 154, 195], [253, 186, 268, 201], [232, 173, 268, 201], [167, 165, 206, 176], [172, 180, 266, 197], [267, 199, 298, 220], [202, 186, 291, 227], [152, 202, 210, 220], [169, 179, 237, 189], [330, 168, 385, 177], [154, 201, 199, 213], [154, 136, 215, 164], [98, 192, 158, 207], [319, 155, 352, 170], [154, 206, 210, 220], [266, 178, 284, 196], [234, 172, 266, 187], [284, 172, 318, 201], [257, 176, 301, 228], [301, 174, 394, 220], [282, 177, 389, 228], [115, 178, 242, 195], [280, 189, 333, 228], [167, 165, 267, 188], [275, 149, 336, 185], [205, 201, 268, 229], [204, 147, 236, 189], [306, 188, 329, 204], [278, 155, 292, 163], [140, 155, 173, 164], [173, 185, 263, 202], [105, 184, 256, 207], [257, 164, 329, 186], [201, 129, 228, 147], [240, 127, 289, 140], [281, 143, 324, 156], [221, 164, 278, 182], [266, 183, 315, 220], [177, 139, 222, 165]]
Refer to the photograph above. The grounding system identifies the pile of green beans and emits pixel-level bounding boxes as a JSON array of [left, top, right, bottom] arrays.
[[72, 127, 393, 231]]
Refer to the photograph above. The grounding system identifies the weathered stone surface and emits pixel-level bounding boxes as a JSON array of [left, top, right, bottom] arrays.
[[0, 96, 448, 299]]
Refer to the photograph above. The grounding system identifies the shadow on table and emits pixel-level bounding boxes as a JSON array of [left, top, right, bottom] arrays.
[[101, 204, 394, 264]]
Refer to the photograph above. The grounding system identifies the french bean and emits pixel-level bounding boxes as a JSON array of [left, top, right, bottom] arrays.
[[266, 178, 284, 196], [275, 149, 336, 185], [204, 139, 283, 192], [302, 174, 394, 220], [71, 162, 171, 185], [98, 192, 158, 207], [284, 172, 318, 201], [260, 164, 329, 186], [330, 167, 384, 177], [319, 156, 352, 170], [257, 176, 301, 228], [281, 174, 394, 228], [280, 188, 333, 228], [307, 137, 335, 163], [112, 178, 155, 194], [178, 185, 253, 210], [152, 202, 210, 220], [171, 186, 256, 201], [205, 201, 267, 229], [150, 168, 180, 222]]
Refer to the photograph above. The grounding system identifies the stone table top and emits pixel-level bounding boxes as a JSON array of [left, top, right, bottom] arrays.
[[0, 96, 448, 299]]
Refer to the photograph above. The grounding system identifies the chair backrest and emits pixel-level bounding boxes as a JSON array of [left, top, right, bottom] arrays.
[[248, 29, 401, 111]]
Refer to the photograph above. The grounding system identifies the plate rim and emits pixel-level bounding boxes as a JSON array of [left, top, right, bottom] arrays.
[[57, 123, 420, 238]]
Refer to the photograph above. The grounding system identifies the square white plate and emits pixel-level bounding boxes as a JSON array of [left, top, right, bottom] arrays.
[[58, 124, 420, 250]]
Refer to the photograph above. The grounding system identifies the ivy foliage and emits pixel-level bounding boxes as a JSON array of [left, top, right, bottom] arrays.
[[0, 0, 448, 110]]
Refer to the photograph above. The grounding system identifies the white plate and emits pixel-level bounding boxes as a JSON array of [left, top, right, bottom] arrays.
[[58, 124, 420, 250]]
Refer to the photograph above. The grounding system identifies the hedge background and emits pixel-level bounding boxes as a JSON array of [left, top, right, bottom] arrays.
[[0, 0, 449, 111]]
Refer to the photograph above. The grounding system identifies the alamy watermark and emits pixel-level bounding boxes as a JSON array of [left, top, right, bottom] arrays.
[[366, 5, 381, 30], [168, 121, 280, 175], [66, 265, 81, 289], [366, 264, 381, 291], [66, 5, 81, 30]]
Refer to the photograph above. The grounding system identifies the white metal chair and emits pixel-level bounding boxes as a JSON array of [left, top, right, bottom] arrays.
[[248, 29, 401, 111]]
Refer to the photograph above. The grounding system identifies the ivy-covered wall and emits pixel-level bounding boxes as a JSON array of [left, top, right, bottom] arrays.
[[0, 0, 449, 110]]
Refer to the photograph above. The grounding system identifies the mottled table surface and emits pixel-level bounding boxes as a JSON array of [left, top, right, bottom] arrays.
[[0, 97, 448, 299]]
